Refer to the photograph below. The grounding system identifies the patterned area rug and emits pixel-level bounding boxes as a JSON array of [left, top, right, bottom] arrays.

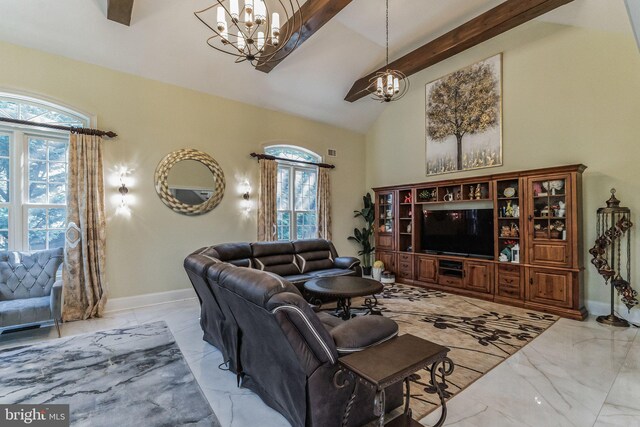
[[373, 284, 558, 420], [0, 321, 220, 427]]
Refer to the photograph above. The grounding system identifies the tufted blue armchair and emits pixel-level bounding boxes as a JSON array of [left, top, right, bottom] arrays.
[[0, 248, 64, 337]]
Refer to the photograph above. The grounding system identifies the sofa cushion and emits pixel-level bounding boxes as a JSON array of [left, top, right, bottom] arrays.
[[0, 296, 51, 328], [208, 262, 300, 307], [0, 249, 63, 301], [294, 242, 335, 274], [200, 243, 252, 267], [307, 268, 356, 278], [316, 311, 344, 332], [253, 254, 301, 276], [281, 274, 314, 284], [251, 241, 295, 257]]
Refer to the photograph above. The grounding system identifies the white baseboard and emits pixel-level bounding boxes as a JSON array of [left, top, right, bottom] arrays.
[[586, 299, 640, 325], [105, 288, 197, 313]]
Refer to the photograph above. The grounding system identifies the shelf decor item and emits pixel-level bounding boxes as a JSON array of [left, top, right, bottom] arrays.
[[503, 187, 516, 198], [372, 260, 384, 281], [589, 189, 637, 327]]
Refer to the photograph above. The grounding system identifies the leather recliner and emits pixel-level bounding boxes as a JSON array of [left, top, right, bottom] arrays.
[[184, 254, 402, 427]]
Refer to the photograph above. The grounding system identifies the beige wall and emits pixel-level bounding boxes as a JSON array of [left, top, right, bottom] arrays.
[[365, 22, 640, 317], [0, 41, 366, 300]]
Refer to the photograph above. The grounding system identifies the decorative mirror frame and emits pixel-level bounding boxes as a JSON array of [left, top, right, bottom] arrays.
[[154, 148, 226, 215]]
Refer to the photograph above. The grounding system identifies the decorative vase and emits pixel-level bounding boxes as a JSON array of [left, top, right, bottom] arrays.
[[372, 267, 383, 281]]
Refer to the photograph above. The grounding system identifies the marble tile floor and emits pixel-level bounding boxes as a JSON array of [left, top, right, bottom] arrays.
[[1, 298, 638, 427]]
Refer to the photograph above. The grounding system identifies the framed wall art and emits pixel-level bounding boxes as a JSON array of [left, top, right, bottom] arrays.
[[425, 53, 502, 176]]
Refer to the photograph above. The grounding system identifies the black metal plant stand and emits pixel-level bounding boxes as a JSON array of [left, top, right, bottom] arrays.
[[589, 189, 637, 327]]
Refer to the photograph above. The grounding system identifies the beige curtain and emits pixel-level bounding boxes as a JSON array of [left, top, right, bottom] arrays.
[[62, 132, 107, 321], [317, 167, 332, 240], [258, 158, 277, 241]]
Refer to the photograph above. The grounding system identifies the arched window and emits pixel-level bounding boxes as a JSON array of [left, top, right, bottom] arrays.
[[265, 145, 321, 240], [0, 93, 89, 251]]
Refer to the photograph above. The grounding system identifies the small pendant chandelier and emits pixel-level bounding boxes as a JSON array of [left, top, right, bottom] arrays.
[[370, 0, 409, 102], [195, 0, 302, 67]]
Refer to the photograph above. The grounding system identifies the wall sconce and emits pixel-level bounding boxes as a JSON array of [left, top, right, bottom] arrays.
[[117, 168, 130, 212], [240, 181, 251, 213]]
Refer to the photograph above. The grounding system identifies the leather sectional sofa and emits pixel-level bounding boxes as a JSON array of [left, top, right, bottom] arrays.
[[194, 239, 362, 290], [184, 243, 402, 427]]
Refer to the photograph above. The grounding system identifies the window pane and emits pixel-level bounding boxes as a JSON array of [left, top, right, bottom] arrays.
[[28, 208, 47, 229], [48, 208, 66, 229], [49, 184, 66, 204], [28, 230, 47, 251], [265, 146, 321, 163], [0, 135, 9, 157], [277, 212, 290, 241], [29, 161, 47, 182], [0, 231, 7, 250], [48, 230, 65, 249], [276, 167, 290, 210], [0, 207, 8, 230], [29, 183, 47, 203], [20, 104, 49, 121], [0, 181, 8, 203], [294, 169, 317, 211], [296, 212, 317, 240], [29, 139, 47, 160], [0, 158, 8, 182], [48, 162, 66, 183], [0, 101, 18, 119], [48, 141, 67, 161]]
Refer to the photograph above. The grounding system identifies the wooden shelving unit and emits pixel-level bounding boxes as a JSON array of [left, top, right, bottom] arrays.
[[373, 164, 587, 320]]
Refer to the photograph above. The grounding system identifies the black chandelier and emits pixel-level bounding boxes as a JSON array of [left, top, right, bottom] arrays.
[[370, 0, 409, 102], [195, 0, 303, 66]]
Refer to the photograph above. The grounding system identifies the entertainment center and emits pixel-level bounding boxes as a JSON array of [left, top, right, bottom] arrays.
[[374, 164, 587, 320]]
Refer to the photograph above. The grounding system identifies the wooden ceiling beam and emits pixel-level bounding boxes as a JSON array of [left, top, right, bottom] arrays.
[[255, 0, 353, 73], [345, 0, 574, 102], [107, 0, 135, 26]]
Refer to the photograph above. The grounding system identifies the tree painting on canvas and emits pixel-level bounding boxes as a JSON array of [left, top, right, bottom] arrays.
[[425, 54, 502, 176]]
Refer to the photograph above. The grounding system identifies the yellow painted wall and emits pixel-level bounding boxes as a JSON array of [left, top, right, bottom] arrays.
[[365, 22, 640, 317], [0, 41, 366, 300]]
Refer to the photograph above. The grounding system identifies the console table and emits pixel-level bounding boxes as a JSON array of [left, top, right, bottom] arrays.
[[335, 334, 454, 427]]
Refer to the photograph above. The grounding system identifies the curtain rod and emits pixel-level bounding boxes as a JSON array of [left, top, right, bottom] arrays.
[[0, 117, 118, 138], [250, 152, 335, 169]]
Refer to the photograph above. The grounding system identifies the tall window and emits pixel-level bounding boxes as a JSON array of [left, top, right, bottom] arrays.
[[265, 145, 321, 241], [0, 93, 88, 251]]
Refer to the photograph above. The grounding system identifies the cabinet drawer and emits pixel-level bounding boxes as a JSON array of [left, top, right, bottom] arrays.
[[438, 275, 463, 287], [498, 264, 521, 275], [497, 273, 522, 299], [398, 253, 413, 263], [398, 261, 412, 271], [397, 260, 413, 279]]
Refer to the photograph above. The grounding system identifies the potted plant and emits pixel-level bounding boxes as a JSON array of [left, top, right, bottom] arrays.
[[348, 193, 375, 275]]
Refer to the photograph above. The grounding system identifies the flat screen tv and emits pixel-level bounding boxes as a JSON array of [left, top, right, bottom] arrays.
[[421, 209, 494, 258]]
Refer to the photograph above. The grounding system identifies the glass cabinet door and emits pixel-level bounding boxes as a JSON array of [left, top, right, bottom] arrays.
[[529, 177, 568, 241], [378, 192, 394, 234]]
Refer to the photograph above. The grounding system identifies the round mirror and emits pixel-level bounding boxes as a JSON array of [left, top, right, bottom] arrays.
[[155, 149, 225, 215], [167, 160, 217, 205]]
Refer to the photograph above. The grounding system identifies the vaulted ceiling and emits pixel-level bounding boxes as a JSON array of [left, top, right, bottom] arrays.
[[0, 0, 633, 133]]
